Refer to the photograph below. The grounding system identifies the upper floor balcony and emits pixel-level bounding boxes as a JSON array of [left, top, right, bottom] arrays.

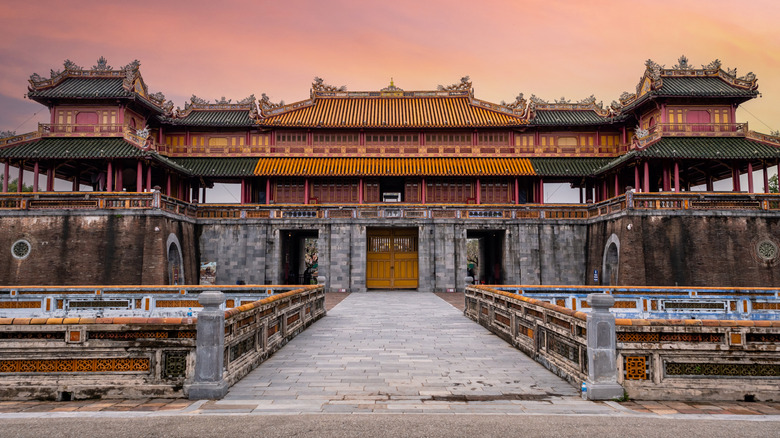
[[636, 122, 748, 148], [0, 123, 154, 150]]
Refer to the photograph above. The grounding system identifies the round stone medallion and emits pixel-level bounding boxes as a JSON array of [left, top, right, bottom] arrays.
[[11, 239, 31, 260]]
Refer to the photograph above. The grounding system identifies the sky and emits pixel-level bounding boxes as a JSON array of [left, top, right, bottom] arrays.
[[0, 0, 778, 200]]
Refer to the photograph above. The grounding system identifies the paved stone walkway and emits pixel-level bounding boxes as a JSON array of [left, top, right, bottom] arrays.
[[216, 291, 616, 414]]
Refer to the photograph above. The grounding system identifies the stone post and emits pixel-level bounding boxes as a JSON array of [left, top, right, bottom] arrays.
[[584, 293, 624, 400], [186, 291, 228, 399]]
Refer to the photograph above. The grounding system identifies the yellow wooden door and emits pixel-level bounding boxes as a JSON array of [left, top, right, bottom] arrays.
[[366, 228, 418, 289]]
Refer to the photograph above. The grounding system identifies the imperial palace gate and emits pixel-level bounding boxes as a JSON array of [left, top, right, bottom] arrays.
[[366, 228, 419, 289]]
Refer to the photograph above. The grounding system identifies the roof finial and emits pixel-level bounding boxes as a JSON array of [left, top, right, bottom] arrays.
[[390, 77, 394, 87]]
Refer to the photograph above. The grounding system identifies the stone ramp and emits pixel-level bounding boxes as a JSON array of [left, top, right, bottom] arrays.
[[221, 291, 615, 414]]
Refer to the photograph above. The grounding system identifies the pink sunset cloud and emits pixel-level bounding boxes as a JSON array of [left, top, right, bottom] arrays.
[[0, 0, 778, 133]]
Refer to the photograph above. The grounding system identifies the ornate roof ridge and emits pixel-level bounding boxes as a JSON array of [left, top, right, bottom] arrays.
[[27, 57, 172, 114], [618, 56, 759, 108], [173, 95, 258, 119], [527, 95, 613, 119]]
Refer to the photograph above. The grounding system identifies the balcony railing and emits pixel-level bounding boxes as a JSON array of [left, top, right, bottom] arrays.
[[1, 191, 778, 221], [635, 122, 748, 148]]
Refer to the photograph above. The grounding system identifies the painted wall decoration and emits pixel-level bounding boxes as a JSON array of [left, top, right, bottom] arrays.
[[200, 261, 217, 285]]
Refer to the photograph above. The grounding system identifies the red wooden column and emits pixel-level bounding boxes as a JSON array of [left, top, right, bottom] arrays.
[[17, 163, 23, 193], [614, 173, 619, 197], [201, 186, 206, 204], [136, 160, 143, 192], [634, 165, 640, 192], [166, 173, 172, 196], [602, 179, 607, 200], [304, 178, 309, 204], [2, 160, 9, 192], [674, 161, 680, 192], [732, 164, 741, 191], [475, 178, 481, 204], [46, 167, 54, 191], [107, 162, 113, 192], [419, 178, 425, 204], [514, 178, 519, 205], [539, 178, 544, 204], [643, 161, 650, 193], [763, 164, 770, 193], [359, 178, 364, 204], [240, 179, 246, 204], [146, 164, 152, 192], [579, 187, 583, 204], [116, 164, 123, 191], [706, 173, 713, 191], [33, 162, 40, 192], [747, 162, 754, 193], [662, 164, 670, 191], [265, 178, 271, 205]]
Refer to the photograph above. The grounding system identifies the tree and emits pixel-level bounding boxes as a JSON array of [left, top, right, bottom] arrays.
[[0, 174, 33, 192], [769, 174, 778, 193]]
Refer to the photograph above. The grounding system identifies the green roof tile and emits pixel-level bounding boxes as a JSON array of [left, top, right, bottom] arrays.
[[597, 137, 780, 173], [531, 110, 612, 126], [171, 110, 255, 127], [172, 158, 259, 177], [530, 158, 614, 176], [0, 138, 145, 159], [27, 78, 132, 99], [656, 77, 757, 97]]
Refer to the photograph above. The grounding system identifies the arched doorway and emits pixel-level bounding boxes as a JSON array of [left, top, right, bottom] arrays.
[[167, 234, 184, 285], [602, 234, 620, 286]]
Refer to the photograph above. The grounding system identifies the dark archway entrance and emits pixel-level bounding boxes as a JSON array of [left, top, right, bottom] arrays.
[[280, 230, 319, 285], [466, 230, 505, 285]]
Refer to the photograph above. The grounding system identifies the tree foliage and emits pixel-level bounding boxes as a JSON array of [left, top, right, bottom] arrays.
[[0, 174, 33, 192], [769, 174, 778, 193]]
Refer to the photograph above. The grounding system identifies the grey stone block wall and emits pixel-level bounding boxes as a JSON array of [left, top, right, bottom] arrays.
[[199, 223, 267, 285], [328, 224, 353, 292], [197, 217, 589, 291]]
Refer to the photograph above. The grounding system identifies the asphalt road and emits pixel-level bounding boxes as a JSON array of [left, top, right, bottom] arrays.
[[1, 414, 778, 438]]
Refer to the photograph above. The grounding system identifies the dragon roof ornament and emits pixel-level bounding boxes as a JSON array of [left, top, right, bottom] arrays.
[[311, 77, 347, 94], [175, 94, 259, 119], [437, 76, 472, 92], [526, 94, 610, 118]]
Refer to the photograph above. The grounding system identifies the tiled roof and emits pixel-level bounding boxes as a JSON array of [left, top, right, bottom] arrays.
[[598, 137, 780, 172], [169, 110, 255, 127], [27, 78, 132, 99], [656, 77, 757, 97], [530, 158, 614, 177], [173, 158, 258, 177], [260, 96, 524, 128], [531, 110, 612, 126], [0, 138, 145, 159], [254, 157, 535, 177]]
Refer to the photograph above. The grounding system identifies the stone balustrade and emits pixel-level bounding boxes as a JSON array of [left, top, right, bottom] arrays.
[[467, 285, 780, 401], [0, 285, 325, 400]]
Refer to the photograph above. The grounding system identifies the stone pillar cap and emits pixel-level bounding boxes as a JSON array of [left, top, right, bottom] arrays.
[[198, 290, 225, 307], [586, 293, 615, 308]]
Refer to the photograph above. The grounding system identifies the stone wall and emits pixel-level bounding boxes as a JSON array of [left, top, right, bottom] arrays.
[[586, 212, 780, 287], [0, 211, 197, 286]]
